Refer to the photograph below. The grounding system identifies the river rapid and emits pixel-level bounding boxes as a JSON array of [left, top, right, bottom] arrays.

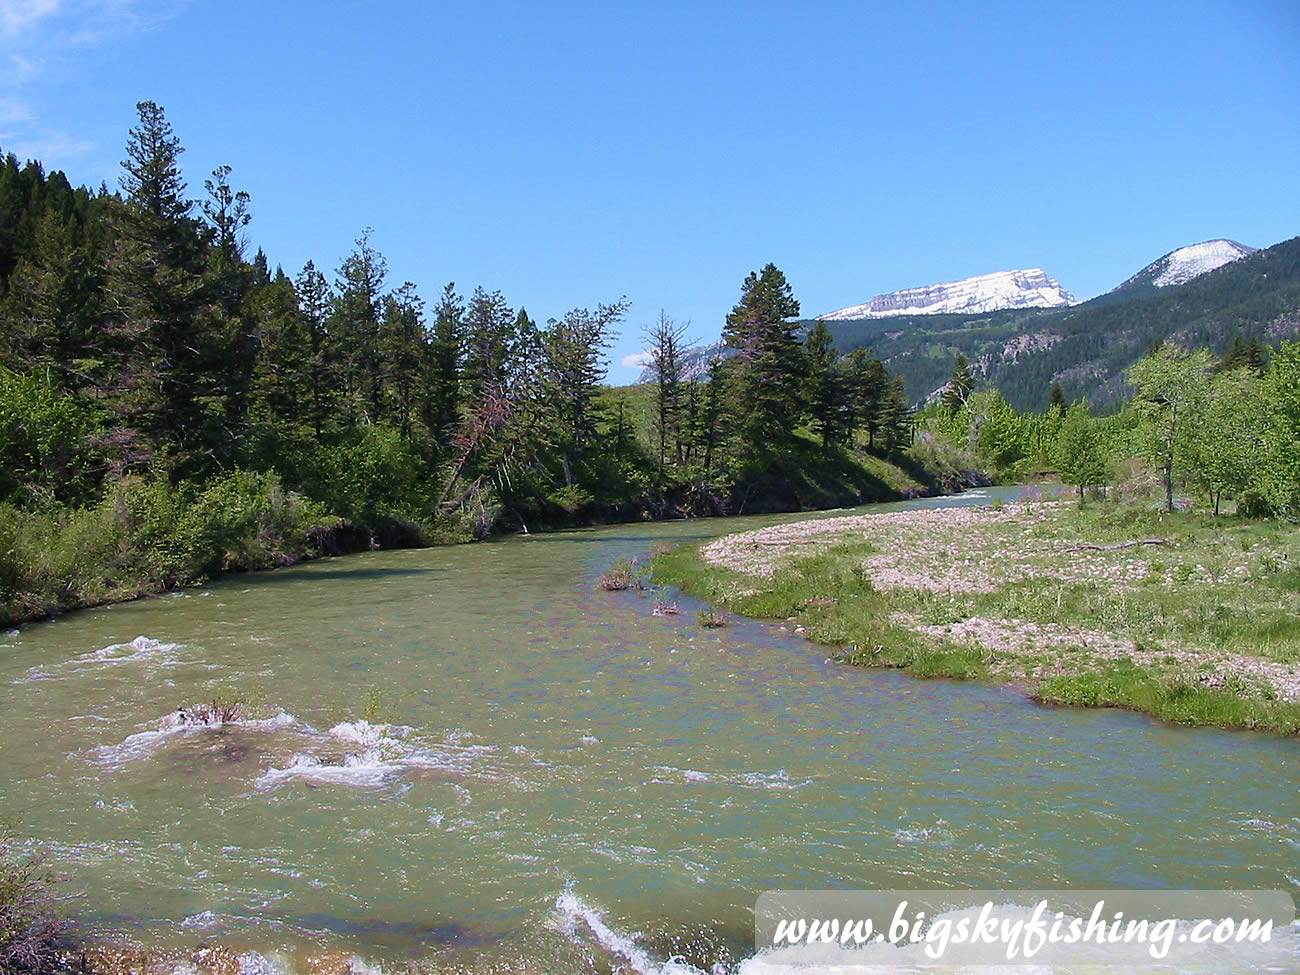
[[1, 488, 1296, 973]]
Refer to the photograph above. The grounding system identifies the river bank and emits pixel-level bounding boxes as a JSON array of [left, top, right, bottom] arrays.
[[0, 446, 985, 630], [652, 497, 1300, 734]]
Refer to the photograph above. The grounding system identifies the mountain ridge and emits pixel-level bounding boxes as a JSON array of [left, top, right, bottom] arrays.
[[820, 267, 1075, 320]]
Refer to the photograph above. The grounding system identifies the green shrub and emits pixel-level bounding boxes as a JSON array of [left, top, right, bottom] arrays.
[[697, 604, 728, 628]]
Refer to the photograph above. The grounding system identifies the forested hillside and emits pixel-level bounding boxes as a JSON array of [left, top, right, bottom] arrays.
[[822, 236, 1300, 410], [0, 103, 961, 624]]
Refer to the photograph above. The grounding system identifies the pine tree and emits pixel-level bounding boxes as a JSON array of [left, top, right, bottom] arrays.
[[248, 269, 311, 433], [1048, 382, 1066, 414], [721, 263, 805, 451], [536, 301, 626, 485], [294, 261, 338, 439], [422, 282, 463, 456], [845, 348, 889, 452], [105, 101, 223, 474], [332, 230, 387, 422], [379, 281, 426, 439], [805, 320, 849, 449], [461, 287, 515, 405], [644, 311, 689, 479]]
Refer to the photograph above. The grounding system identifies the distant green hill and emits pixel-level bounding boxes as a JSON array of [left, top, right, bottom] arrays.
[[821, 235, 1300, 410]]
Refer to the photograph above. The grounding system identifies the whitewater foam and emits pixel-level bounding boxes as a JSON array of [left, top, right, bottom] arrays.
[[253, 719, 501, 791], [89, 709, 299, 770], [554, 889, 709, 975]]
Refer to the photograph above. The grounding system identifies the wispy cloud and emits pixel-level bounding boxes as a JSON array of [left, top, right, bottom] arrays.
[[3, 127, 95, 162], [0, 95, 33, 124], [0, 1, 185, 167], [0, 0, 62, 38], [621, 351, 654, 370]]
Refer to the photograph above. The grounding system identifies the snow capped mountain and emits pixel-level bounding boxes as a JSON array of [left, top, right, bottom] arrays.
[[1112, 239, 1256, 292], [820, 268, 1075, 321]]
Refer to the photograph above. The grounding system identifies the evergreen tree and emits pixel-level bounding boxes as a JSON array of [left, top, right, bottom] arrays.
[[536, 300, 626, 485], [248, 269, 311, 434], [422, 282, 463, 456], [644, 311, 689, 480], [379, 281, 426, 439], [1244, 336, 1268, 376], [805, 319, 850, 449], [845, 348, 890, 452], [721, 263, 805, 451], [294, 261, 338, 439], [105, 101, 224, 474], [461, 287, 515, 405], [1048, 382, 1066, 414], [332, 230, 387, 422]]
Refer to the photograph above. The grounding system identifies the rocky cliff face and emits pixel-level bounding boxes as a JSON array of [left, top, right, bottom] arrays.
[[820, 268, 1075, 321], [1111, 239, 1256, 293]]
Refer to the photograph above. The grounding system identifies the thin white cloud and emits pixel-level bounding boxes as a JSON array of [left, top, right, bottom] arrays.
[[0, 0, 182, 166], [621, 351, 654, 370], [7, 53, 41, 82], [0, 0, 61, 37], [4, 127, 95, 163], [0, 95, 33, 124]]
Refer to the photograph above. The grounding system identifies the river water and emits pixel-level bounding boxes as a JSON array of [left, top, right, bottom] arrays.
[[1, 488, 1296, 973]]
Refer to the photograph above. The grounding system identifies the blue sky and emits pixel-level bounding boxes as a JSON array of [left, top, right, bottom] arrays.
[[2, 0, 1297, 382]]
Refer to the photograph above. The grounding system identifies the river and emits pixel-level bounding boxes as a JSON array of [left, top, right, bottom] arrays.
[[1, 488, 1296, 973]]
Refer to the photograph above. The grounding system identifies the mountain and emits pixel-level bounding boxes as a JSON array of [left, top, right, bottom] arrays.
[[1109, 239, 1257, 297], [821, 235, 1300, 410], [820, 268, 1075, 321], [635, 342, 730, 384]]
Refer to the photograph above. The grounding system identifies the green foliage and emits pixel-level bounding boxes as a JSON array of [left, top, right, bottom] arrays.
[[696, 604, 728, 627], [0, 367, 102, 504], [1257, 341, 1300, 519], [1055, 401, 1107, 500], [0, 471, 335, 625], [1035, 664, 1300, 735], [1127, 344, 1214, 511], [721, 263, 806, 450]]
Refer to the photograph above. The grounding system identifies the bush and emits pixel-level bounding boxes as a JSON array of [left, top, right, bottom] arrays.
[[597, 557, 647, 591], [697, 604, 728, 628], [0, 825, 64, 974]]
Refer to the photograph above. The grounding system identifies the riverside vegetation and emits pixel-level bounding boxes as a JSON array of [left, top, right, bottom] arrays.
[[1, 102, 974, 628], [652, 342, 1300, 734]]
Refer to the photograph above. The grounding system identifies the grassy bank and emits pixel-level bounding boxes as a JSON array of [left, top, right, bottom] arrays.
[[1, 430, 978, 628], [0, 470, 473, 628], [652, 497, 1300, 734]]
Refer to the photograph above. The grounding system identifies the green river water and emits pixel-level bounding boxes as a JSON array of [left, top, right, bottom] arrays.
[[1, 488, 1296, 973]]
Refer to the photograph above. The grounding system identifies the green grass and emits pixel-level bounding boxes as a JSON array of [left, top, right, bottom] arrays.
[[652, 499, 1300, 735]]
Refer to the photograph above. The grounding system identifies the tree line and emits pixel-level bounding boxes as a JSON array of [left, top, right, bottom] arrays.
[[0, 100, 926, 598], [927, 340, 1300, 518]]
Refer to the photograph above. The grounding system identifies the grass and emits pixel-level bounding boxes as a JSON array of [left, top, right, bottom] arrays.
[[653, 498, 1300, 735]]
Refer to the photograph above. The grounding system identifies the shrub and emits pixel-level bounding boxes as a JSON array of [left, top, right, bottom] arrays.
[[697, 604, 728, 628], [598, 557, 647, 591], [0, 825, 64, 974]]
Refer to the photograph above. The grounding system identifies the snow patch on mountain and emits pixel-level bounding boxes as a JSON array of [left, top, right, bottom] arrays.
[[1114, 239, 1256, 292], [820, 269, 1075, 321]]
